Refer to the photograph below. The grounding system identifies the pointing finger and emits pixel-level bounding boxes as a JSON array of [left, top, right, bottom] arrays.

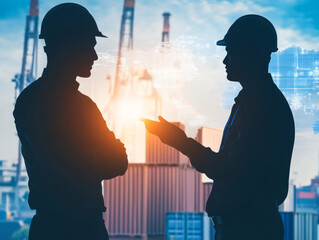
[[158, 115, 169, 124]]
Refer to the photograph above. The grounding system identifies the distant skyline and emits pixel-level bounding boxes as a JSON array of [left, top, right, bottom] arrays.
[[1, 0, 319, 185]]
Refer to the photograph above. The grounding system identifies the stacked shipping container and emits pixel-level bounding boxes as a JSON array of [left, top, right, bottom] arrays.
[[166, 212, 214, 240], [103, 164, 148, 236], [103, 124, 223, 238], [167, 212, 318, 240], [195, 127, 223, 153], [147, 166, 202, 236], [103, 164, 202, 238]]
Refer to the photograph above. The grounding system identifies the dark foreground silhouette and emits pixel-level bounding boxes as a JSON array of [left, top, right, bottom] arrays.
[[142, 15, 295, 240], [13, 3, 128, 240]]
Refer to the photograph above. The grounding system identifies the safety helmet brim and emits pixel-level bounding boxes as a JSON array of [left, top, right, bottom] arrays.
[[216, 39, 226, 46], [96, 32, 108, 38]]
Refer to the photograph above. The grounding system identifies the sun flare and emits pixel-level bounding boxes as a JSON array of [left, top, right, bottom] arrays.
[[118, 99, 143, 121]]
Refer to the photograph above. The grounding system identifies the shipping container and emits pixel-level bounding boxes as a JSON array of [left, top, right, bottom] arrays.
[[186, 213, 203, 240], [294, 212, 318, 240], [146, 122, 188, 165], [167, 212, 317, 240], [166, 213, 186, 240], [280, 212, 318, 240], [195, 127, 223, 153], [147, 166, 202, 235], [166, 212, 214, 240], [104, 164, 148, 237], [110, 237, 165, 240], [104, 164, 203, 237], [281, 212, 294, 240]]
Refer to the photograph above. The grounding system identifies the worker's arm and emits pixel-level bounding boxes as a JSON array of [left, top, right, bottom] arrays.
[[53, 103, 128, 181], [141, 116, 224, 179], [14, 94, 128, 182], [180, 137, 224, 179], [83, 101, 128, 180]]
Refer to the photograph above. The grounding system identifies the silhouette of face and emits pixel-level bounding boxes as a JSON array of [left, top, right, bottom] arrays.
[[223, 45, 251, 82], [69, 35, 98, 78], [45, 34, 98, 78]]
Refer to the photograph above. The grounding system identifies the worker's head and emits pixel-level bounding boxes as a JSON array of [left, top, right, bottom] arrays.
[[39, 3, 107, 78], [217, 14, 277, 83]]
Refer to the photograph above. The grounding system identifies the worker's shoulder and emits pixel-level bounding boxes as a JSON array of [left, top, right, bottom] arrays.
[[15, 77, 44, 109], [270, 84, 292, 113], [264, 84, 294, 126], [76, 91, 100, 110], [252, 83, 293, 121], [77, 91, 94, 104], [256, 82, 289, 109]]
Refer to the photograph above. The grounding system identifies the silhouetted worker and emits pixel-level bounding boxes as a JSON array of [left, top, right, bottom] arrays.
[[142, 15, 294, 240], [13, 3, 128, 240]]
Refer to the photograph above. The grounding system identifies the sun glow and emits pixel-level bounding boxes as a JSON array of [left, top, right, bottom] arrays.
[[118, 99, 143, 121]]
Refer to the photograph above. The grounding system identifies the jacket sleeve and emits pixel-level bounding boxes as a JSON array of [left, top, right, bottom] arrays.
[[86, 101, 128, 179], [48, 98, 128, 181], [179, 137, 224, 180], [181, 102, 274, 184]]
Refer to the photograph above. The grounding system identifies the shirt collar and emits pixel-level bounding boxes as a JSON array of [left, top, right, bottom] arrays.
[[234, 74, 274, 104], [41, 68, 80, 93]]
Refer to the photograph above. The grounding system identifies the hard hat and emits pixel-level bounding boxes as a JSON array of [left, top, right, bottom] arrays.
[[217, 14, 278, 53], [39, 3, 107, 40]]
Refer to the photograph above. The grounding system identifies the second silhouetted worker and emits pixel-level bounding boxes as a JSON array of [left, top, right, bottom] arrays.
[[142, 15, 295, 240]]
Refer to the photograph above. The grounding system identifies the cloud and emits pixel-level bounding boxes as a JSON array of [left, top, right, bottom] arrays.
[[277, 27, 319, 51]]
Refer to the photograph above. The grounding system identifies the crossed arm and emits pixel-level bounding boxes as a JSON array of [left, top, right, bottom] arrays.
[[14, 98, 128, 183], [87, 102, 128, 179]]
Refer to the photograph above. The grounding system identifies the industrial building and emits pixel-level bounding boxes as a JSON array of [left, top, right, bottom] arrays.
[[296, 175, 319, 213]]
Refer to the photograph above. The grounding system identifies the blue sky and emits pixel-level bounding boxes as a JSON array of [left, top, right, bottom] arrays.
[[1, 0, 319, 185]]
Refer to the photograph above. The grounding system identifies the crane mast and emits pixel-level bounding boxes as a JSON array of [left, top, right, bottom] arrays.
[[10, 0, 39, 186], [106, 0, 160, 163]]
